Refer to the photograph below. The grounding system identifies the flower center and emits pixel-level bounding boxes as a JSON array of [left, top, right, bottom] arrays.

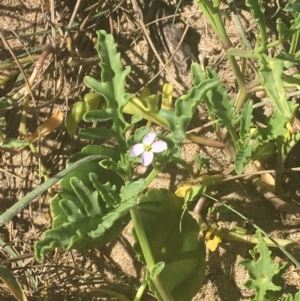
[[143, 144, 152, 152]]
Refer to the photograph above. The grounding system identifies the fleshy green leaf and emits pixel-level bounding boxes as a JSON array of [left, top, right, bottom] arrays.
[[79, 127, 118, 140], [133, 189, 206, 301], [284, 0, 300, 13], [239, 100, 253, 139], [83, 30, 130, 152], [34, 197, 134, 261], [191, 63, 206, 85], [150, 262, 165, 278], [258, 55, 295, 120], [0, 138, 30, 149], [127, 126, 150, 148], [83, 110, 112, 122], [276, 52, 300, 65], [257, 104, 295, 141], [205, 67, 240, 144], [159, 65, 218, 156], [120, 179, 145, 202], [60, 144, 123, 193], [65, 94, 102, 136], [0, 264, 28, 301], [90, 173, 120, 207], [281, 292, 300, 301], [276, 18, 289, 41], [34, 144, 127, 262], [234, 138, 256, 174], [233, 100, 256, 173], [239, 230, 286, 301], [245, 0, 266, 45]]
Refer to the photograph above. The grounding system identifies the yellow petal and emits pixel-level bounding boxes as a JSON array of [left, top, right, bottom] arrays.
[[175, 182, 192, 198], [206, 234, 222, 252]]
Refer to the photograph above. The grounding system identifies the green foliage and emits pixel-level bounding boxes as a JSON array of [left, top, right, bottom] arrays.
[[245, 0, 266, 45], [81, 30, 131, 154], [0, 263, 28, 301], [34, 145, 129, 262], [191, 66, 258, 173], [29, 2, 300, 295], [0, 138, 29, 149], [282, 292, 300, 301], [159, 65, 218, 156], [205, 67, 240, 139], [65, 93, 102, 136], [284, 0, 300, 39], [234, 101, 255, 173], [258, 55, 295, 120], [133, 189, 206, 301], [240, 230, 289, 301]]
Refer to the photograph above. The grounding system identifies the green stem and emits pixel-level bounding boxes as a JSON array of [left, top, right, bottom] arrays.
[[0, 55, 39, 70], [289, 30, 299, 54], [226, 48, 260, 59], [133, 280, 148, 301], [227, 0, 252, 50], [172, 157, 196, 179], [130, 206, 174, 301], [195, 0, 247, 111], [141, 167, 161, 189], [204, 193, 300, 268], [221, 228, 300, 249], [195, 0, 218, 33]]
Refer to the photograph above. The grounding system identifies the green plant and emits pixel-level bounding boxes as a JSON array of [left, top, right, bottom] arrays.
[[35, 30, 217, 301], [1, 0, 300, 299]]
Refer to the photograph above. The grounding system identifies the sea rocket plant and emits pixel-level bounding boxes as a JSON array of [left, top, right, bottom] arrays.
[[130, 132, 167, 166]]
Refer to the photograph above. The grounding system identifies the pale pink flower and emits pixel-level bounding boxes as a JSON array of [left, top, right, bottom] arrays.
[[130, 133, 167, 166]]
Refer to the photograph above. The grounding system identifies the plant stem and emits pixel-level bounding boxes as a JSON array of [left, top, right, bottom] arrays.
[[130, 206, 174, 301], [204, 193, 300, 268], [195, 0, 248, 111], [226, 48, 260, 59], [289, 30, 299, 54], [133, 280, 148, 301], [0, 55, 40, 70], [141, 167, 161, 189], [221, 228, 300, 249], [227, 0, 252, 50], [172, 157, 196, 179]]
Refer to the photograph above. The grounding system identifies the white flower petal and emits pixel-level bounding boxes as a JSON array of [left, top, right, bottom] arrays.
[[143, 132, 156, 145], [141, 151, 154, 166], [152, 141, 167, 153], [130, 143, 144, 157]]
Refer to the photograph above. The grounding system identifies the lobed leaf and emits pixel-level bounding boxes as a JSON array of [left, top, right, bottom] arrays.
[[159, 64, 218, 156], [34, 144, 126, 262], [239, 100, 253, 139], [258, 55, 295, 121], [240, 230, 287, 301], [245, 0, 266, 45], [234, 138, 256, 174], [83, 30, 130, 144], [205, 67, 240, 144]]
